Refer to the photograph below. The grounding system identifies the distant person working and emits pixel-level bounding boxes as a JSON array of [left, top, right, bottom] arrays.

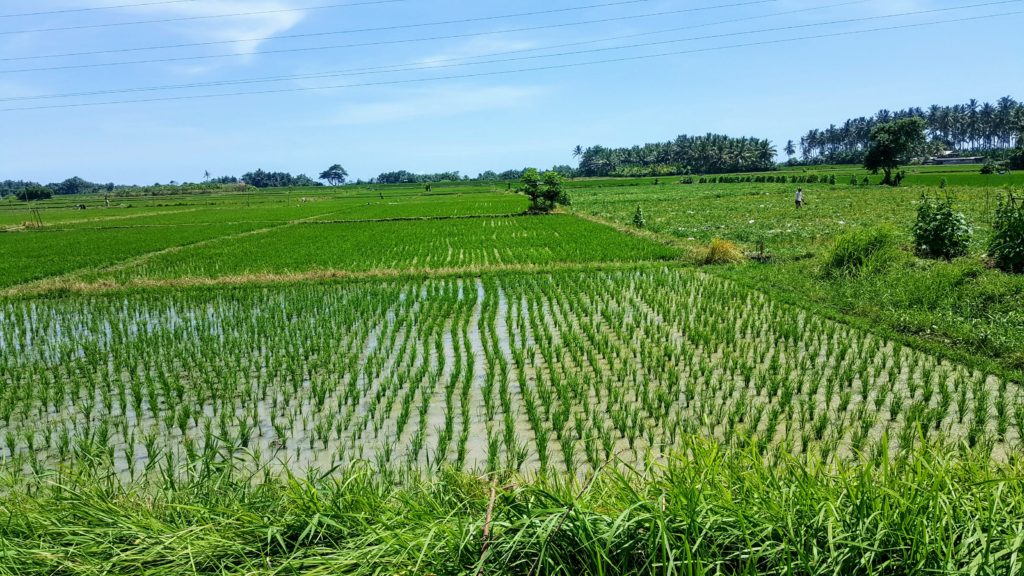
[[795, 188, 804, 209]]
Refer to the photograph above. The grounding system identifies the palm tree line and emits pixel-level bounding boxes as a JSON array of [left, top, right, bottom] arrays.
[[574, 134, 777, 177], [796, 96, 1024, 164]]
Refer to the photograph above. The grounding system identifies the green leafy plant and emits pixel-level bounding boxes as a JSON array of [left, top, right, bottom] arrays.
[[913, 195, 971, 260], [632, 205, 645, 229], [989, 193, 1024, 273], [520, 169, 569, 212]]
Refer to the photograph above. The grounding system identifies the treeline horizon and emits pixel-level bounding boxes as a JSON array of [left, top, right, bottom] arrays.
[[795, 96, 1024, 164], [4, 96, 1022, 198], [574, 134, 777, 178]]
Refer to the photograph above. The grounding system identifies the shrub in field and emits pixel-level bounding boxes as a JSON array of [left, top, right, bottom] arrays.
[[632, 205, 645, 229], [940, 177, 948, 189], [520, 169, 569, 212], [700, 238, 744, 265], [913, 195, 971, 260], [989, 194, 1024, 273], [822, 227, 900, 276], [849, 174, 858, 186], [981, 162, 997, 175]]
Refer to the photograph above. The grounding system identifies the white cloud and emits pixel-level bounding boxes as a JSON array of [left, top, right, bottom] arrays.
[[332, 84, 548, 125], [71, 0, 308, 55]]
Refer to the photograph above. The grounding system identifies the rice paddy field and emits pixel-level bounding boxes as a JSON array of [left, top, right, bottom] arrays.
[[571, 177, 1024, 383], [1, 179, 1023, 575]]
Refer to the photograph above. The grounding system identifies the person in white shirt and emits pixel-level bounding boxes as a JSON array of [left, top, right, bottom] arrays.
[[795, 188, 804, 209]]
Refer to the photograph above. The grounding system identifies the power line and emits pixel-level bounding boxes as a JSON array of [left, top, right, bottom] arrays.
[[5, 0, 997, 103], [3, 10, 1018, 113], [0, 0, 781, 67], [0, 0, 199, 18], [0, 0, 651, 36], [0, 0, 409, 35]]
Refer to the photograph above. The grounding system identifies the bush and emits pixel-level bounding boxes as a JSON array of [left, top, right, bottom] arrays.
[[940, 178, 948, 189], [700, 238, 744, 265], [989, 194, 1024, 273], [822, 227, 900, 277], [632, 205, 645, 229], [520, 169, 568, 212], [981, 162, 996, 175], [913, 195, 971, 260]]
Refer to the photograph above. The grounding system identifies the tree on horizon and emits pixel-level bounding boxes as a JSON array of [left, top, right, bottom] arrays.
[[319, 164, 349, 186]]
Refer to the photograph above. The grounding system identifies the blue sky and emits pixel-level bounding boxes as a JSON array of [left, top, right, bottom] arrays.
[[1, 0, 1022, 184]]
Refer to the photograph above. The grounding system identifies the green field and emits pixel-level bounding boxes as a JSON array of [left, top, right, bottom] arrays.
[[0, 223, 266, 289], [571, 178, 1024, 382], [2, 174, 1023, 574], [74, 216, 677, 285]]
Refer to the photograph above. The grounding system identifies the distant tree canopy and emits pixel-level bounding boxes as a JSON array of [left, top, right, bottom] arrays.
[[1, 180, 39, 199], [575, 134, 776, 177], [48, 177, 108, 195], [319, 164, 348, 186], [3, 171, 322, 198], [241, 170, 321, 188], [864, 118, 927, 186], [373, 170, 465, 184], [799, 96, 1024, 163], [15, 184, 52, 201], [2, 178, 108, 199]]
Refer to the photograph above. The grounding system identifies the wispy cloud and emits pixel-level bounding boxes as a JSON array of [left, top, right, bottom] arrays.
[[413, 37, 541, 68], [332, 84, 548, 125], [72, 0, 308, 55]]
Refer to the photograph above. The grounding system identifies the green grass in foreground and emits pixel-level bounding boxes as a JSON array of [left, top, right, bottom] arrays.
[[1, 439, 1021, 575]]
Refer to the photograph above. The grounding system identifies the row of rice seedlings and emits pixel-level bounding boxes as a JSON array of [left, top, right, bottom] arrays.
[[491, 269, 1021, 471], [2, 269, 1021, 479]]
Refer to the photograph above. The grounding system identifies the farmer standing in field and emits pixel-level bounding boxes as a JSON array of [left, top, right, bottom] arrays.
[[795, 188, 804, 209]]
